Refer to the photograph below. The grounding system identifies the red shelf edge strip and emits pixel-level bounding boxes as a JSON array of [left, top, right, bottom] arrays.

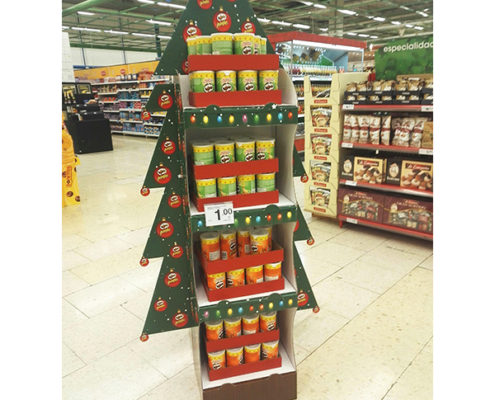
[[205, 330, 280, 353], [208, 356, 282, 381], [188, 54, 280, 72], [194, 159, 279, 180], [204, 277, 285, 302], [194, 190, 279, 212], [339, 179, 433, 197], [189, 90, 282, 107], [340, 142, 433, 154]]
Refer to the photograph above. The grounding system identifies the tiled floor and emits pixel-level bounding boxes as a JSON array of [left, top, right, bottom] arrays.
[[62, 136, 433, 400]]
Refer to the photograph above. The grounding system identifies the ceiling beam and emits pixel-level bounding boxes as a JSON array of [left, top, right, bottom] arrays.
[[62, 0, 112, 17]]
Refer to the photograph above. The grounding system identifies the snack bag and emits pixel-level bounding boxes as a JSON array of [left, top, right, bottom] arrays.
[[346, 82, 357, 92], [398, 118, 415, 147], [381, 115, 391, 145], [358, 115, 370, 144], [369, 116, 381, 145], [410, 118, 427, 148], [343, 114, 352, 142]]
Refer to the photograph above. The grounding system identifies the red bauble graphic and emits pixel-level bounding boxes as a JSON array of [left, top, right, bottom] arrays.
[[140, 257, 149, 267], [297, 291, 309, 307], [241, 20, 255, 33], [140, 187, 150, 196], [154, 298, 168, 312], [153, 166, 171, 185], [161, 140, 176, 155], [294, 220, 300, 232], [168, 194, 182, 208], [182, 22, 201, 42], [213, 9, 232, 32], [140, 333, 149, 342], [307, 237, 315, 246], [156, 220, 174, 238], [197, 0, 212, 9], [170, 244, 184, 258], [164, 271, 181, 288], [158, 93, 173, 110], [101, 70, 106, 77], [172, 311, 188, 328], [142, 111, 151, 121]]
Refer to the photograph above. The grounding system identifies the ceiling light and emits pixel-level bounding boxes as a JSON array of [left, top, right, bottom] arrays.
[[418, 11, 429, 17], [319, 27, 328, 32], [146, 19, 172, 26], [77, 11, 95, 16], [301, 1, 313, 5], [338, 9, 357, 15], [138, 0, 155, 3], [414, 26, 424, 30], [405, 24, 413, 28], [293, 23, 310, 29], [72, 27, 101, 32], [424, 8, 429, 12], [373, 17, 385, 22], [157, 2, 186, 9], [400, 5, 411, 10], [370, 35, 378, 39], [346, 32, 357, 36], [62, 25, 69, 29], [358, 33, 369, 37], [314, 4, 326, 8], [132, 32, 155, 37], [104, 30, 128, 35], [391, 21, 401, 25], [292, 39, 363, 52], [272, 20, 292, 26], [258, 18, 270, 23], [158, 35, 171, 39]]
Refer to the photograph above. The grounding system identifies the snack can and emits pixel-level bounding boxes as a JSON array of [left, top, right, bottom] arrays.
[[235, 138, 256, 162], [242, 314, 259, 335], [189, 70, 215, 93], [250, 228, 270, 254], [237, 174, 256, 194], [196, 178, 217, 198], [205, 320, 224, 341], [234, 32, 255, 55], [256, 173, 276, 192], [224, 317, 242, 338], [246, 265, 264, 284], [218, 176, 237, 197], [216, 70, 237, 92], [244, 344, 261, 363], [186, 36, 197, 56], [260, 37, 267, 54], [253, 35, 261, 55], [238, 70, 258, 92], [259, 70, 279, 91], [227, 268, 245, 287], [207, 272, 226, 290], [260, 311, 277, 332], [215, 140, 235, 164], [200, 232, 220, 261], [226, 347, 244, 367], [211, 32, 233, 55], [208, 350, 226, 370], [192, 141, 214, 165], [256, 138, 276, 160], [266, 226, 272, 250], [264, 262, 282, 281], [237, 230, 251, 256], [261, 340, 279, 359], [196, 35, 212, 55], [220, 230, 237, 259]]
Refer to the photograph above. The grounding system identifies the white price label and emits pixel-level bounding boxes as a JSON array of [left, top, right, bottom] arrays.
[[346, 218, 358, 224], [341, 142, 353, 148], [421, 105, 433, 112], [345, 180, 357, 186], [418, 148, 433, 155], [343, 104, 354, 110], [204, 202, 234, 227]]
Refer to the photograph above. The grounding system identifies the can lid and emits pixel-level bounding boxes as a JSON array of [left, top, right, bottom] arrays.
[[235, 137, 255, 144], [220, 229, 236, 236], [224, 316, 241, 323], [200, 231, 219, 240], [215, 139, 235, 146], [226, 347, 243, 353], [234, 32, 255, 37], [205, 319, 223, 326], [208, 350, 226, 356], [192, 70, 215, 74], [262, 340, 279, 346], [245, 343, 261, 350], [218, 177, 236, 181], [192, 140, 213, 147], [256, 137, 276, 143], [242, 313, 260, 321], [216, 70, 236, 74], [211, 32, 233, 37], [260, 311, 277, 317]]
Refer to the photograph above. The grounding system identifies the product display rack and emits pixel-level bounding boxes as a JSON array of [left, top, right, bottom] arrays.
[[136, 2, 318, 400]]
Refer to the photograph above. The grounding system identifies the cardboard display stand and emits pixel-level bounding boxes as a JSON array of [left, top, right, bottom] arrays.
[[138, 1, 319, 399]]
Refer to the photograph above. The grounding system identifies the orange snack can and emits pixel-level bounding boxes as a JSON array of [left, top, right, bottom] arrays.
[[246, 265, 264, 284], [220, 230, 237, 260], [205, 320, 224, 341], [201, 232, 220, 261], [250, 228, 270, 254], [260, 311, 277, 332], [244, 344, 261, 363], [208, 350, 226, 370], [207, 272, 226, 290], [227, 268, 245, 287], [224, 317, 242, 338], [261, 340, 279, 359], [226, 347, 244, 367], [237, 230, 251, 257], [266, 226, 272, 250], [242, 314, 259, 335], [264, 261, 282, 281]]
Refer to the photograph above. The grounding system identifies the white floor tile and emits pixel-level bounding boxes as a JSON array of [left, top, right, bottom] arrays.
[[330, 225, 389, 252], [74, 236, 133, 262], [122, 291, 153, 321], [62, 250, 90, 271], [63, 234, 93, 252], [62, 270, 90, 297], [117, 226, 151, 246], [301, 241, 366, 267], [62, 299, 88, 330], [120, 258, 162, 293], [63, 343, 86, 377], [419, 254, 433, 270], [138, 364, 200, 400]]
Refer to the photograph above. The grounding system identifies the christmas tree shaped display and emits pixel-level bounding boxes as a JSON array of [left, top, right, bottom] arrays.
[[138, 1, 318, 398]]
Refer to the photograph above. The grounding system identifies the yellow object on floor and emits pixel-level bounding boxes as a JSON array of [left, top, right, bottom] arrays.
[[62, 122, 81, 207]]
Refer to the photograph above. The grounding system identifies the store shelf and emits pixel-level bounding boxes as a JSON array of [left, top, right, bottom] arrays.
[[111, 129, 123, 134], [121, 130, 147, 136], [121, 120, 143, 124], [143, 122, 163, 127], [340, 142, 433, 155], [119, 98, 141, 102], [118, 88, 139, 92], [141, 95, 150, 99], [338, 215, 433, 241], [188, 54, 279, 72], [97, 91, 118, 95], [339, 179, 433, 198], [92, 80, 139, 85], [101, 101, 118, 104], [109, 119, 120, 123], [342, 104, 433, 112], [298, 114, 304, 118], [292, 75, 332, 82], [151, 113, 167, 117], [104, 110, 120, 113], [120, 108, 142, 112]]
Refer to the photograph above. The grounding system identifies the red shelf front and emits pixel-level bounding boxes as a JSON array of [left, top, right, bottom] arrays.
[[208, 356, 282, 381], [189, 90, 282, 107], [205, 329, 280, 353], [339, 179, 433, 198], [341, 142, 433, 155], [194, 190, 279, 212], [203, 275, 285, 302], [194, 159, 279, 180], [188, 54, 279, 72]]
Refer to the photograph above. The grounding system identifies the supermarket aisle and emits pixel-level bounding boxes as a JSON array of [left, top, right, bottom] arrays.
[[62, 136, 432, 400]]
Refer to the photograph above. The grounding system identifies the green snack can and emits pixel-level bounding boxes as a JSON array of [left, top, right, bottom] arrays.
[[234, 33, 255, 55], [211, 33, 233, 55], [187, 37, 198, 56], [238, 70, 258, 92], [196, 35, 212, 55], [218, 176, 237, 197], [197, 178, 217, 198], [257, 173, 276, 192], [189, 71, 215, 93], [256, 138, 276, 160], [235, 138, 256, 162], [192, 141, 214, 165], [259, 70, 279, 91], [215, 140, 235, 163], [253, 36, 261, 55], [260, 37, 267, 55], [238, 175, 256, 194], [216, 71, 237, 92]]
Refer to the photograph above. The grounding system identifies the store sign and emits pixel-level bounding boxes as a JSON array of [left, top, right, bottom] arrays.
[[204, 202, 234, 227], [375, 35, 433, 80]]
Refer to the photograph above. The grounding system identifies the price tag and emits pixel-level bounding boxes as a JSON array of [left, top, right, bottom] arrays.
[[421, 105, 433, 112], [418, 148, 433, 155], [346, 218, 358, 224], [341, 142, 353, 148], [345, 180, 357, 186], [342, 104, 354, 110], [204, 202, 234, 227]]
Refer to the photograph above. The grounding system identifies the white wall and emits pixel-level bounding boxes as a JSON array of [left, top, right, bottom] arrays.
[[62, 32, 75, 82], [70, 46, 158, 67]]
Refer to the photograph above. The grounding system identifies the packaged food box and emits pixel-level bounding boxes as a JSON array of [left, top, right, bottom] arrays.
[[338, 188, 384, 222], [311, 108, 331, 127], [385, 157, 403, 186], [310, 186, 331, 208], [310, 161, 331, 183], [400, 160, 433, 191], [340, 154, 354, 180], [311, 135, 331, 155], [383, 195, 433, 233], [353, 156, 385, 184]]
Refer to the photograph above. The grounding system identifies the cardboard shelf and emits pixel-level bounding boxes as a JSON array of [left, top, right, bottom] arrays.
[[339, 179, 433, 198], [205, 329, 280, 353], [188, 55, 279, 72], [341, 142, 433, 155], [209, 356, 282, 382], [189, 90, 282, 107], [194, 190, 279, 212], [193, 159, 278, 180]]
